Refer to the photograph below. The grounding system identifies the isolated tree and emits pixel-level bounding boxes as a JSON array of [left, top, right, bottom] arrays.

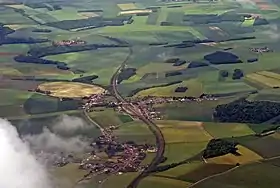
[[219, 70, 229, 81], [232, 69, 244, 80]]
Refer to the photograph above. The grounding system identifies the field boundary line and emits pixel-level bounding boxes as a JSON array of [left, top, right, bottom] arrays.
[[188, 166, 239, 188], [188, 155, 280, 188]]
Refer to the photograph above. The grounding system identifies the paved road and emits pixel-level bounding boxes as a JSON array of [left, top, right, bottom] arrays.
[[110, 47, 166, 188]]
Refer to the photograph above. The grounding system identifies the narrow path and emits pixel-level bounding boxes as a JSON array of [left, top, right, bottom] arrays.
[[188, 166, 239, 188], [188, 155, 280, 188], [83, 110, 105, 134]]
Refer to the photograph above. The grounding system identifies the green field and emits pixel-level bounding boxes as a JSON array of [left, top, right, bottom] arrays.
[[2, 0, 280, 187], [202, 122, 255, 138], [192, 162, 280, 188], [155, 96, 239, 122], [88, 108, 133, 128], [113, 121, 156, 143]]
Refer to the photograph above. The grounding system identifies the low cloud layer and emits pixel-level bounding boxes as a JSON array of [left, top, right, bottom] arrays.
[[52, 114, 88, 134], [0, 118, 52, 188], [23, 115, 91, 154], [24, 127, 89, 153]]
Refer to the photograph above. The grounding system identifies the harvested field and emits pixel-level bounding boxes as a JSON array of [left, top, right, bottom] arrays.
[[38, 82, 105, 98], [257, 71, 280, 80], [0, 67, 22, 76], [207, 145, 263, 165], [77, 12, 99, 18], [119, 9, 152, 15], [246, 73, 280, 88], [117, 3, 138, 10]]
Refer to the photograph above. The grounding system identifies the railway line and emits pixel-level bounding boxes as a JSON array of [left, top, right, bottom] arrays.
[[109, 46, 166, 188]]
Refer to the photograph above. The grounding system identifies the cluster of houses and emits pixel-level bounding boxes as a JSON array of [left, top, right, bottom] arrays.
[[250, 46, 272, 54], [52, 39, 87, 46], [77, 128, 157, 176]]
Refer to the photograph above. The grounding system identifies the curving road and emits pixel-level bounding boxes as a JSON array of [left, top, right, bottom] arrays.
[[110, 46, 166, 188]]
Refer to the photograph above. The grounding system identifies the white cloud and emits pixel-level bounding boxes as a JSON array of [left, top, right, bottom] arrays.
[[52, 114, 88, 133], [0, 118, 52, 188], [23, 127, 90, 153]]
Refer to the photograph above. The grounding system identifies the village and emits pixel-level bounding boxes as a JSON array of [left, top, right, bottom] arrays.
[[51, 124, 157, 178], [48, 93, 217, 178], [81, 93, 218, 121], [249, 46, 273, 54]]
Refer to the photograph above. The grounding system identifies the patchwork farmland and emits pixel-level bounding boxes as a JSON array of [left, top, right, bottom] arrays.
[[1, 0, 280, 188]]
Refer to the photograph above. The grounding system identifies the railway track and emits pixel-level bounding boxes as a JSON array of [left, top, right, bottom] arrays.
[[109, 46, 166, 188]]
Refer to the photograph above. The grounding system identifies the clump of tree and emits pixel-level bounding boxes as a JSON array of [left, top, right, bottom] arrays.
[[175, 87, 188, 92], [204, 51, 241, 65], [218, 70, 229, 81], [117, 68, 136, 84], [253, 18, 269, 26], [188, 61, 209, 68], [165, 71, 182, 77], [46, 16, 129, 30], [203, 139, 239, 159], [232, 69, 244, 80], [28, 43, 127, 58], [72, 75, 98, 84], [164, 58, 180, 64], [213, 99, 280, 123], [220, 70, 229, 78], [32, 29, 52, 33], [14, 55, 69, 70]]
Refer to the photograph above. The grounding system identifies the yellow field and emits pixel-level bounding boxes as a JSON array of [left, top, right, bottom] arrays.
[[117, 3, 138, 10], [207, 145, 263, 165], [5, 4, 31, 9], [0, 67, 22, 76], [78, 12, 99, 18], [119, 9, 152, 16], [38, 82, 105, 98], [4, 24, 33, 30], [246, 73, 280, 87], [156, 120, 212, 143], [257, 71, 280, 80]]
